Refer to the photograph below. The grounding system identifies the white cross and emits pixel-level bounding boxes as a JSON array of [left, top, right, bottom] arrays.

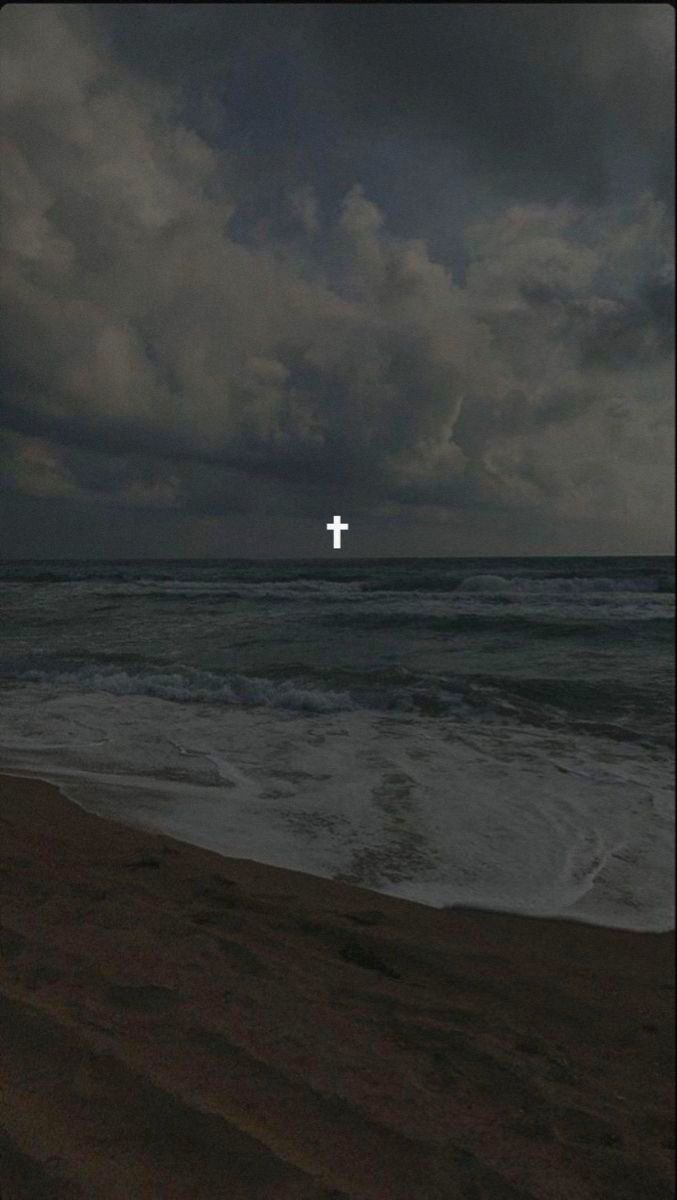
[[326, 514, 349, 550]]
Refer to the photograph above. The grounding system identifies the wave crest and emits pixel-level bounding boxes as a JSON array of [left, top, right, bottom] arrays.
[[17, 664, 355, 713], [456, 574, 670, 595]]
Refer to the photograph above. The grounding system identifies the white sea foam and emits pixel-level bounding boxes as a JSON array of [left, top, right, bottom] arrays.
[[1, 681, 673, 931]]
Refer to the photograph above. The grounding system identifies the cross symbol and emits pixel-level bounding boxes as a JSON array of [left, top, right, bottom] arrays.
[[326, 514, 349, 550]]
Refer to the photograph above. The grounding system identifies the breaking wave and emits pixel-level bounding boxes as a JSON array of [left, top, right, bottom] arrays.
[[6, 658, 671, 742], [14, 663, 355, 713], [7, 660, 470, 718], [454, 573, 673, 595]]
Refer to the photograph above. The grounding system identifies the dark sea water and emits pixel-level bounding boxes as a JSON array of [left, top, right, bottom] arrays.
[[0, 556, 674, 929]]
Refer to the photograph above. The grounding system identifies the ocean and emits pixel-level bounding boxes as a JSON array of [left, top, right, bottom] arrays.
[[0, 556, 673, 931]]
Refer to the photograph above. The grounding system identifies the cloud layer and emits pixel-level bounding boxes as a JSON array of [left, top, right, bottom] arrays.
[[1, 5, 674, 555]]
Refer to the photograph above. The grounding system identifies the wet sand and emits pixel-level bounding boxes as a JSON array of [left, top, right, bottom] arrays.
[[0, 771, 674, 1199]]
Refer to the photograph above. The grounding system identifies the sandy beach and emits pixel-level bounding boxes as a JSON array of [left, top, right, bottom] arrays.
[[0, 771, 674, 1199]]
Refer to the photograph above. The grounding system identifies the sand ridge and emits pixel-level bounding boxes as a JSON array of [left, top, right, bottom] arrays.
[[0, 772, 674, 1198]]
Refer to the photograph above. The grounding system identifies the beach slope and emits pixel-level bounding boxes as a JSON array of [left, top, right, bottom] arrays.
[[0, 773, 673, 1199]]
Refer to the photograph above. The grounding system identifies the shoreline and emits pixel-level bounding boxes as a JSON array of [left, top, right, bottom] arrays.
[[3, 765, 672, 935], [1, 770, 674, 1198]]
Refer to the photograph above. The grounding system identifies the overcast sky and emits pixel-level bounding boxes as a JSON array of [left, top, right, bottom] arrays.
[[1, 4, 674, 557]]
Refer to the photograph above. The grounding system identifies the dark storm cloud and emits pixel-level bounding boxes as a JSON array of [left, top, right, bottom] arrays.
[[0, 5, 674, 555], [312, 4, 674, 204], [311, 5, 606, 201], [578, 277, 676, 370], [91, 3, 675, 207]]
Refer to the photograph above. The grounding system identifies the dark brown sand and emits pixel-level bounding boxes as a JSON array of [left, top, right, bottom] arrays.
[[0, 771, 674, 1199]]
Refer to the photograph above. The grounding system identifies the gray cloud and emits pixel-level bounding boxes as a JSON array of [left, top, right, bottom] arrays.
[[0, 5, 674, 555]]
